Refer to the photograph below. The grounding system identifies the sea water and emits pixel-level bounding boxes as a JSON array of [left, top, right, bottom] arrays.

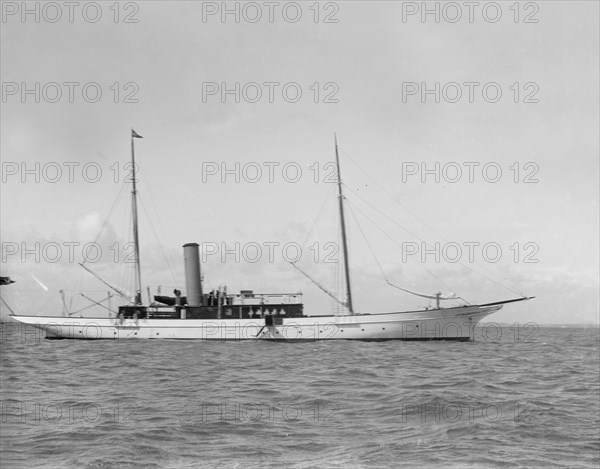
[[1, 322, 598, 468]]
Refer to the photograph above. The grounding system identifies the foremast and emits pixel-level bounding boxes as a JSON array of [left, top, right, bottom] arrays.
[[334, 134, 354, 315], [130, 129, 143, 305]]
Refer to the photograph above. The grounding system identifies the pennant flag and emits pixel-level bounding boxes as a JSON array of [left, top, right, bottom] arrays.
[[132, 129, 143, 139]]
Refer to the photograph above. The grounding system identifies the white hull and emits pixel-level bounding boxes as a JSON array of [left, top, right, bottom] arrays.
[[11, 305, 501, 341]]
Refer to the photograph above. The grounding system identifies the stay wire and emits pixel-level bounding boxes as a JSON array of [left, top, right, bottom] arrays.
[[339, 146, 527, 297], [137, 194, 179, 288], [345, 198, 458, 294], [82, 182, 128, 265], [343, 182, 526, 297], [300, 184, 336, 254]]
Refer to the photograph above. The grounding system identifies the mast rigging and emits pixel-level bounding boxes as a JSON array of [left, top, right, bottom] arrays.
[[131, 129, 143, 305], [334, 134, 354, 315]]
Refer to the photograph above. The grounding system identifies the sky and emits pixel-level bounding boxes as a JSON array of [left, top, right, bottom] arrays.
[[1, 1, 598, 325]]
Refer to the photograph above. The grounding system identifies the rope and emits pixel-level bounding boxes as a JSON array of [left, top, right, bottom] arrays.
[[346, 204, 388, 282], [340, 147, 444, 242], [299, 184, 336, 254], [138, 194, 179, 288], [345, 198, 457, 293], [139, 171, 181, 287], [343, 182, 526, 297], [0, 295, 16, 315], [82, 182, 128, 265], [347, 202, 467, 305], [339, 146, 527, 298]]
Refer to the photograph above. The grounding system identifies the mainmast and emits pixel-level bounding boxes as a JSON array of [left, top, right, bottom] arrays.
[[130, 129, 143, 305], [334, 134, 354, 315]]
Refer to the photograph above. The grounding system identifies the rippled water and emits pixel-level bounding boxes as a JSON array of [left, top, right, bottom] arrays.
[[1, 322, 598, 468]]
